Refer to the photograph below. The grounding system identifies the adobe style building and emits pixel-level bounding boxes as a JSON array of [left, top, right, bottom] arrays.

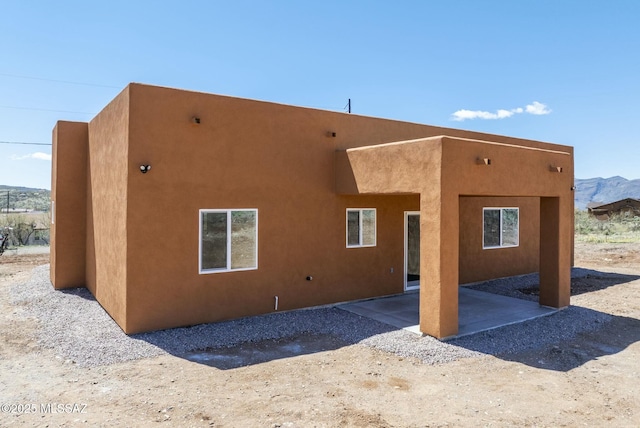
[[50, 83, 574, 338]]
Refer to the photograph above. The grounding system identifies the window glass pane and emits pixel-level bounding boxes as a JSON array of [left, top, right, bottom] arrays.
[[502, 209, 519, 246], [231, 211, 257, 269], [361, 209, 376, 246], [407, 214, 420, 277], [483, 209, 500, 248], [201, 212, 227, 270], [347, 211, 360, 246]]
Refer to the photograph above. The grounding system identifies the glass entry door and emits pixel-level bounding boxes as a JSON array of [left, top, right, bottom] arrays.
[[405, 212, 420, 291]]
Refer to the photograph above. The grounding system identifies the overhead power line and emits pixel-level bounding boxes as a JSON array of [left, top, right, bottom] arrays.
[[0, 141, 51, 146], [0, 105, 93, 115], [0, 72, 120, 89]]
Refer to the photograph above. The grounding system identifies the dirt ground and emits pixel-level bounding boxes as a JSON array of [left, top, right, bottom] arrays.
[[1, 245, 639, 427]]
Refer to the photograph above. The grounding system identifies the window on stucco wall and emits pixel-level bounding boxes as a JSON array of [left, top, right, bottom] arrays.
[[483, 208, 519, 249], [346, 208, 376, 247], [199, 209, 258, 273]]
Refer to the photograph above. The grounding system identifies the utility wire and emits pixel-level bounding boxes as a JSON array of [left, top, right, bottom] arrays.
[[0, 141, 51, 146], [0, 72, 120, 89], [2, 72, 351, 115], [0, 105, 92, 115]]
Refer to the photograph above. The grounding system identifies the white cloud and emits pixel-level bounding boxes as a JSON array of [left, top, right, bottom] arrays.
[[451, 108, 517, 121], [451, 101, 551, 121], [10, 152, 52, 161], [496, 109, 515, 119], [31, 152, 52, 161], [525, 101, 551, 115]]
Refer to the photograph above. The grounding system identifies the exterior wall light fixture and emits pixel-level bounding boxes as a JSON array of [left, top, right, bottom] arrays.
[[476, 157, 491, 165], [550, 166, 563, 173], [139, 165, 151, 174], [192, 116, 201, 124], [327, 131, 336, 137]]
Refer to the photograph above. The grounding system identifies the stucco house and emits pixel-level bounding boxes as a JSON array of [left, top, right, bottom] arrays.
[[50, 83, 574, 339]]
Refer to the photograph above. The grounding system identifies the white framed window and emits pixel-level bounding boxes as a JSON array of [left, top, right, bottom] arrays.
[[199, 209, 258, 274], [483, 207, 519, 249], [346, 208, 376, 248]]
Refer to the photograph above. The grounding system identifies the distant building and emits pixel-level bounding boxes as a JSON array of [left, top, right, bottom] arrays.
[[587, 198, 640, 220]]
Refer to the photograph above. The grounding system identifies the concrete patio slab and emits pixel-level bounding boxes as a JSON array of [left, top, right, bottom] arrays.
[[338, 287, 558, 339]]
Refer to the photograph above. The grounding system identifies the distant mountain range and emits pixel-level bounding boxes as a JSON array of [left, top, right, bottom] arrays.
[[574, 176, 640, 210], [2, 180, 639, 212]]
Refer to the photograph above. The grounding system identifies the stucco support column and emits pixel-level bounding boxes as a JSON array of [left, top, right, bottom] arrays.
[[419, 192, 459, 338], [50, 121, 88, 289], [539, 196, 571, 308]]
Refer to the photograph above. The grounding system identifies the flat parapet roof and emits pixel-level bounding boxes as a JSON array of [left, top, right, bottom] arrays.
[[346, 135, 571, 156]]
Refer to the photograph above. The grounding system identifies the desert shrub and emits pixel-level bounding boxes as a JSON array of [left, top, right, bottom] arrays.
[[574, 210, 598, 234], [575, 209, 640, 242]]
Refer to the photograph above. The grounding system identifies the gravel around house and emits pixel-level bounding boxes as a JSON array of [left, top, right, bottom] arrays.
[[4, 246, 638, 427], [9, 265, 617, 368]]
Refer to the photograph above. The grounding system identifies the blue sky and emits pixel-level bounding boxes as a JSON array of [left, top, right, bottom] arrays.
[[1, 1, 639, 189]]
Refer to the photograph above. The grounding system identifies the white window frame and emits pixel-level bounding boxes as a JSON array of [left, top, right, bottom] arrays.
[[199, 209, 258, 274], [482, 207, 519, 249], [346, 208, 377, 248]]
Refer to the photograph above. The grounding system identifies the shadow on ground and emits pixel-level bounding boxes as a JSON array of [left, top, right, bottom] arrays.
[[496, 314, 640, 371], [133, 308, 398, 370], [180, 333, 351, 370], [45, 267, 639, 372], [447, 306, 640, 372], [466, 268, 640, 302], [138, 303, 640, 372], [448, 268, 640, 371]]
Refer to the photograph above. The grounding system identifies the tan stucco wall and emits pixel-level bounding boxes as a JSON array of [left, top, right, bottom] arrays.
[[50, 121, 88, 289], [122, 84, 432, 333], [459, 197, 540, 284], [85, 86, 130, 329], [441, 137, 573, 197]]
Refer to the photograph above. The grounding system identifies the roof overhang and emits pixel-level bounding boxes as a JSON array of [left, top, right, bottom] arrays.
[[335, 135, 573, 198]]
